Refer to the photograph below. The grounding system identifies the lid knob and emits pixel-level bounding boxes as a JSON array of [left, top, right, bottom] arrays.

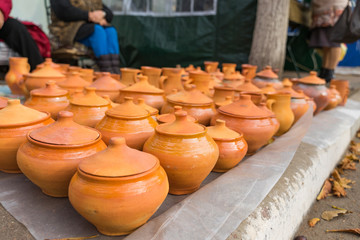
[[7, 99, 21, 106], [309, 71, 317, 76], [85, 87, 96, 93], [174, 106, 182, 112], [138, 75, 148, 82], [215, 119, 226, 127], [225, 96, 232, 100], [240, 94, 251, 100], [57, 111, 74, 122], [174, 110, 188, 121], [109, 137, 126, 147], [46, 80, 56, 87], [264, 65, 271, 70], [171, 89, 178, 94]]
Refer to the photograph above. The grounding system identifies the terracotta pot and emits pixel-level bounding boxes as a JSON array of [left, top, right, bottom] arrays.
[[58, 72, 90, 95], [324, 86, 340, 111], [0, 99, 54, 173], [70, 89, 85, 100], [253, 66, 282, 89], [330, 79, 349, 106], [0, 97, 7, 110], [36, 58, 61, 72], [57, 63, 70, 74], [222, 63, 237, 76], [90, 72, 125, 101], [24, 81, 69, 119], [328, 85, 342, 105], [66, 87, 111, 127], [25, 61, 66, 92], [5, 57, 30, 95], [211, 95, 279, 154], [79, 68, 94, 83], [144, 111, 218, 195], [235, 78, 262, 93], [102, 95, 119, 108], [215, 96, 233, 108], [241, 64, 257, 80], [242, 92, 266, 106], [160, 68, 184, 95], [186, 71, 213, 96], [204, 61, 219, 73], [293, 71, 330, 115], [141, 66, 166, 88], [161, 85, 216, 126], [212, 85, 235, 103], [96, 97, 157, 150], [207, 119, 247, 172], [261, 83, 277, 94], [69, 137, 168, 236], [17, 111, 106, 197], [137, 98, 159, 120], [68, 66, 82, 74], [266, 93, 294, 136], [120, 68, 140, 86], [157, 106, 197, 124], [117, 75, 165, 110]]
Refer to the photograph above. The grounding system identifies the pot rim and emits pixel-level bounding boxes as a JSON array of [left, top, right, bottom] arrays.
[[154, 124, 207, 137], [69, 102, 110, 108], [167, 99, 213, 107], [120, 89, 164, 95], [211, 133, 245, 142], [0, 112, 52, 128], [105, 111, 151, 120], [217, 110, 271, 120]]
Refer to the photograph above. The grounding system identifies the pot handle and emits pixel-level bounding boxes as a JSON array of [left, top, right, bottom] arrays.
[[159, 76, 167, 89], [266, 99, 276, 111]]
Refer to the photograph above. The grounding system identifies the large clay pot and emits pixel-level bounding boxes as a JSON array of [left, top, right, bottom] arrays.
[[120, 68, 140, 86], [0, 99, 54, 173], [204, 61, 219, 73], [117, 75, 165, 110], [0, 97, 7, 110], [144, 111, 219, 195], [330, 79, 349, 106], [141, 66, 166, 88], [293, 71, 330, 115], [186, 71, 213, 96], [24, 81, 69, 119], [17, 111, 106, 197], [96, 97, 157, 150], [157, 106, 197, 124], [253, 66, 282, 89], [266, 93, 294, 136], [211, 95, 279, 154], [69, 137, 169, 236], [160, 68, 184, 95], [90, 72, 125, 101], [161, 85, 216, 126], [241, 64, 257, 80], [58, 72, 90, 95], [5, 57, 30, 95], [66, 87, 111, 127], [207, 119, 247, 172]]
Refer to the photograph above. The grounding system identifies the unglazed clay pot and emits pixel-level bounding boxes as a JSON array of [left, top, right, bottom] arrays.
[[156, 106, 197, 124], [117, 75, 165, 110], [24, 81, 69, 119], [204, 61, 219, 73], [207, 119, 247, 172], [293, 71, 330, 115], [0, 100, 53, 173], [89, 72, 125, 101], [235, 78, 262, 94], [212, 85, 235, 103], [328, 85, 342, 105], [120, 68, 140, 86], [144, 111, 218, 195], [187, 71, 213, 96], [160, 68, 184, 95], [161, 85, 216, 126], [102, 95, 119, 108], [261, 83, 277, 94], [69, 137, 168, 236], [66, 87, 111, 127], [241, 64, 257, 80], [137, 98, 159, 120], [58, 72, 90, 95], [211, 95, 279, 154], [141, 66, 166, 88], [79, 68, 94, 83], [330, 79, 349, 106], [0, 97, 7, 110], [253, 66, 282, 90], [17, 111, 106, 197], [215, 96, 233, 108], [222, 63, 237, 76], [36, 58, 61, 72], [96, 97, 157, 150], [266, 93, 294, 136], [5, 57, 30, 95]]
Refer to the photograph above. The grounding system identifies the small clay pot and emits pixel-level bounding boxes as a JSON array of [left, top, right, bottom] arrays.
[[120, 68, 140, 86], [212, 85, 235, 103], [157, 106, 197, 124], [330, 79, 349, 106], [89, 72, 125, 101], [5, 57, 30, 95], [253, 66, 282, 89], [204, 61, 219, 73], [241, 64, 257, 80], [58, 72, 90, 95], [215, 96, 233, 108], [141, 66, 166, 88], [160, 68, 184, 95]]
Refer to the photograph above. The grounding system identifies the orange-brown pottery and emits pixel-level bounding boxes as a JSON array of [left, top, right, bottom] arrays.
[[187, 71, 213, 96], [90, 72, 125, 101], [0, 97, 7, 110], [160, 68, 184, 95], [215, 96, 233, 108], [137, 98, 159, 120], [5, 57, 30, 95], [58, 72, 90, 95], [120, 68, 140, 86], [204, 61, 219, 73], [157, 106, 197, 124], [253, 66, 282, 89], [79, 68, 94, 83], [212, 85, 235, 103], [141, 66, 166, 88], [330, 79, 349, 106], [241, 64, 257, 80]]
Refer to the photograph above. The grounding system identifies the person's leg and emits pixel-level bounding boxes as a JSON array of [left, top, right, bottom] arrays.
[[0, 18, 43, 71], [104, 27, 120, 74], [321, 47, 341, 83]]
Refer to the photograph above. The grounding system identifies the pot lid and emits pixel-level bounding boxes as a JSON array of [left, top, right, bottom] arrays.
[[31, 81, 68, 97], [79, 137, 157, 178], [224, 72, 245, 81], [215, 96, 233, 108], [236, 79, 261, 93], [218, 94, 272, 118], [167, 85, 213, 106], [102, 95, 119, 108], [156, 110, 205, 135], [36, 58, 61, 71], [121, 75, 164, 94], [157, 106, 196, 123], [70, 87, 109, 107], [90, 72, 125, 90], [58, 72, 90, 88], [0, 97, 8, 109], [261, 83, 277, 94], [0, 99, 48, 126], [185, 64, 196, 72], [277, 82, 304, 99], [106, 97, 149, 118], [28, 60, 65, 78], [298, 71, 326, 85], [207, 119, 240, 139], [29, 111, 99, 145], [255, 66, 278, 79], [137, 98, 158, 116]]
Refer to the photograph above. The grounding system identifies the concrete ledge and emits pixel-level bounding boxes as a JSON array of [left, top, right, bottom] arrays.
[[227, 92, 360, 240]]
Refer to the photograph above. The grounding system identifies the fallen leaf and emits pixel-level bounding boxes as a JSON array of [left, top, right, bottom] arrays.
[[350, 141, 360, 156], [308, 218, 320, 227], [321, 209, 348, 221], [332, 181, 347, 197], [339, 157, 357, 170], [345, 153, 359, 161], [317, 179, 332, 200], [326, 228, 360, 236], [45, 235, 98, 240], [357, 131, 360, 138], [332, 170, 353, 189]]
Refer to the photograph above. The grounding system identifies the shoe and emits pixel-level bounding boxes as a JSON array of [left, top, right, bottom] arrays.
[[96, 55, 113, 73], [109, 54, 121, 74], [322, 68, 334, 83], [318, 67, 325, 79]]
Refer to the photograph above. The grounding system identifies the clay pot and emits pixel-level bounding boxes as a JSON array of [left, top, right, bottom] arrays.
[[261, 83, 277, 94], [235, 78, 262, 93], [253, 66, 283, 89], [69, 137, 168, 236], [144, 111, 219, 195], [330, 79, 349, 106], [17, 111, 106, 197], [222, 63, 237, 76], [57, 63, 70, 74], [157, 106, 197, 124], [241, 64, 257, 80], [211, 95, 279, 154], [207, 119, 247, 172], [68, 66, 82, 74], [96, 97, 157, 150], [70, 89, 85, 100], [186, 71, 213, 96], [324, 85, 341, 110], [5, 57, 30, 95], [117, 75, 165, 110], [89, 72, 125, 101], [25, 61, 66, 92], [161, 85, 216, 126], [185, 64, 196, 72], [329, 85, 342, 105], [161, 68, 184, 95], [36, 58, 61, 72], [266, 93, 295, 136], [137, 98, 159, 120], [0, 99, 54, 173], [204, 61, 219, 73], [292, 71, 330, 115], [215, 96, 233, 108], [212, 85, 235, 103], [58, 72, 90, 95], [141, 66, 166, 88], [242, 92, 266, 106], [24, 81, 69, 119], [79, 68, 94, 83], [120, 68, 140, 86], [66, 87, 111, 127], [0, 97, 7, 110], [102, 95, 119, 108]]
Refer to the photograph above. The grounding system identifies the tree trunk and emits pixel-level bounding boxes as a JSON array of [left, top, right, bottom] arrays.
[[249, 0, 290, 77]]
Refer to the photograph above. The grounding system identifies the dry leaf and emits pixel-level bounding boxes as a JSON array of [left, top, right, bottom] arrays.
[[45, 235, 98, 240], [332, 181, 347, 197], [332, 170, 353, 189], [345, 153, 359, 161], [357, 131, 360, 138], [317, 179, 332, 200], [350, 141, 360, 155], [308, 218, 320, 227], [339, 157, 357, 170], [321, 209, 348, 221], [326, 228, 360, 235]]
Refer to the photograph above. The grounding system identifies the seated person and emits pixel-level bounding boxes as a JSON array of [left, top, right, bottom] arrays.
[[0, 0, 43, 70], [50, 0, 120, 74]]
